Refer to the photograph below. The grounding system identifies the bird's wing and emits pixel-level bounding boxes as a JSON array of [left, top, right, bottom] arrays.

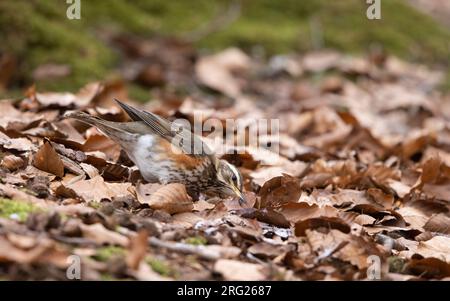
[[114, 99, 217, 162]]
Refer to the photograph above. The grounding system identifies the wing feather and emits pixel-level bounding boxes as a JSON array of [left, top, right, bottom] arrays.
[[114, 98, 216, 162]]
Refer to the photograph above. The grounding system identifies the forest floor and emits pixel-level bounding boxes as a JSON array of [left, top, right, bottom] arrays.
[[0, 41, 449, 280]]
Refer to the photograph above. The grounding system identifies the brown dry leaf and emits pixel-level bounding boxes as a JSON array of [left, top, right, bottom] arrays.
[[0, 154, 25, 171], [307, 159, 359, 188], [221, 192, 256, 210], [6, 233, 38, 249], [135, 182, 163, 200], [60, 156, 85, 175], [279, 202, 338, 224], [353, 214, 376, 226], [79, 162, 100, 179], [239, 208, 290, 228], [34, 82, 100, 108], [422, 183, 450, 201], [0, 235, 69, 268], [309, 189, 374, 207], [251, 162, 307, 187], [423, 214, 450, 234], [82, 129, 122, 162], [126, 230, 148, 270], [136, 183, 193, 214], [347, 204, 406, 227], [0, 183, 44, 204], [53, 119, 86, 144], [203, 245, 242, 259], [303, 124, 352, 149], [214, 259, 266, 281], [196, 48, 250, 98], [259, 174, 302, 208], [32, 140, 65, 177], [248, 242, 289, 259], [221, 152, 259, 170], [0, 101, 42, 131], [0, 132, 36, 152], [295, 217, 351, 237], [411, 156, 442, 190], [22, 121, 68, 140], [57, 175, 131, 202], [399, 236, 450, 263], [364, 163, 401, 187], [80, 223, 129, 247], [172, 212, 205, 228], [305, 229, 384, 270], [401, 132, 433, 159], [404, 257, 450, 279], [193, 200, 215, 211], [366, 188, 394, 209], [302, 50, 341, 73], [54, 204, 95, 216]]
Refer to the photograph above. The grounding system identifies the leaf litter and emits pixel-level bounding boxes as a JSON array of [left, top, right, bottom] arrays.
[[0, 40, 450, 280]]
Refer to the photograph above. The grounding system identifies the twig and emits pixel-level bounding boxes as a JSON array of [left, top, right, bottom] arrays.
[[313, 241, 348, 265], [148, 237, 239, 261]]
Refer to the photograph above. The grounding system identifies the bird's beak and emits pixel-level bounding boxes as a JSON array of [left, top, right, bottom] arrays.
[[233, 188, 246, 205]]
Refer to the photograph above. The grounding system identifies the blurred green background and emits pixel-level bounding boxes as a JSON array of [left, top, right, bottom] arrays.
[[0, 0, 449, 98]]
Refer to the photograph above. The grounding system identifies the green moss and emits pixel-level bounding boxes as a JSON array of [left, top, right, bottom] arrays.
[[388, 256, 406, 273], [92, 246, 125, 262], [0, 198, 40, 222], [1, 0, 449, 95], [87, 201, 102, 210], [128, 83, 152, 103], [184, 236, 208, 246], [100, 273, 119, 281], [146, 256, 176, 277]]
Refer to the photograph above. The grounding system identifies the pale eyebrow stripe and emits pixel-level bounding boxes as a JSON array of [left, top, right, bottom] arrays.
[[228, 163, 241, 188]]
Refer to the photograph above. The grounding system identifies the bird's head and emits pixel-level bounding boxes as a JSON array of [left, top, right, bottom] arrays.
[[211, 159, 245, 204]]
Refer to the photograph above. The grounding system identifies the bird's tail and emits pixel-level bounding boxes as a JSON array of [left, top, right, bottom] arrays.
[[63, 111, 131, 142]]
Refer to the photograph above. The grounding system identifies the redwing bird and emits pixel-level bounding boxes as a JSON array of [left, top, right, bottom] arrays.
[[64, 99, 245, 203]]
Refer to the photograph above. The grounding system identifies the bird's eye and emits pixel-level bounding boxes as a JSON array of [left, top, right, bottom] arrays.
[[231, 174, 237, 183]]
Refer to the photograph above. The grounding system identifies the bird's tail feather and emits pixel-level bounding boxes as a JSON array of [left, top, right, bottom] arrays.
[[63, 111, 130, 141]]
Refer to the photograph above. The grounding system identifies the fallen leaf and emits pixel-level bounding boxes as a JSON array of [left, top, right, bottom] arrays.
[[137, 183, 193, 214], [193, 200, 215, 211], [214, 259, 266, 281], [280, 201, 339, 224], [82, 129, 122, 162], [80, 223, 129, 247], [0, 154, 25, 171], [259, 174, 302, 208], [57, 175, 131, 202], [32, 140, 65, 177], [400, 236, 450, 263], [34, 82, 100, 108], [404, 257, 450, 279], [0, 235, 69, 268], [423, 214, 450, 234], [126, 230, 148, 270], [295, 217, 351, 236], [248, 242, 290, 259], [0, 101, 42, 131], [0, 132, 36, 152], [196, 48, 250, 98], [239, 208, 290, 228]]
